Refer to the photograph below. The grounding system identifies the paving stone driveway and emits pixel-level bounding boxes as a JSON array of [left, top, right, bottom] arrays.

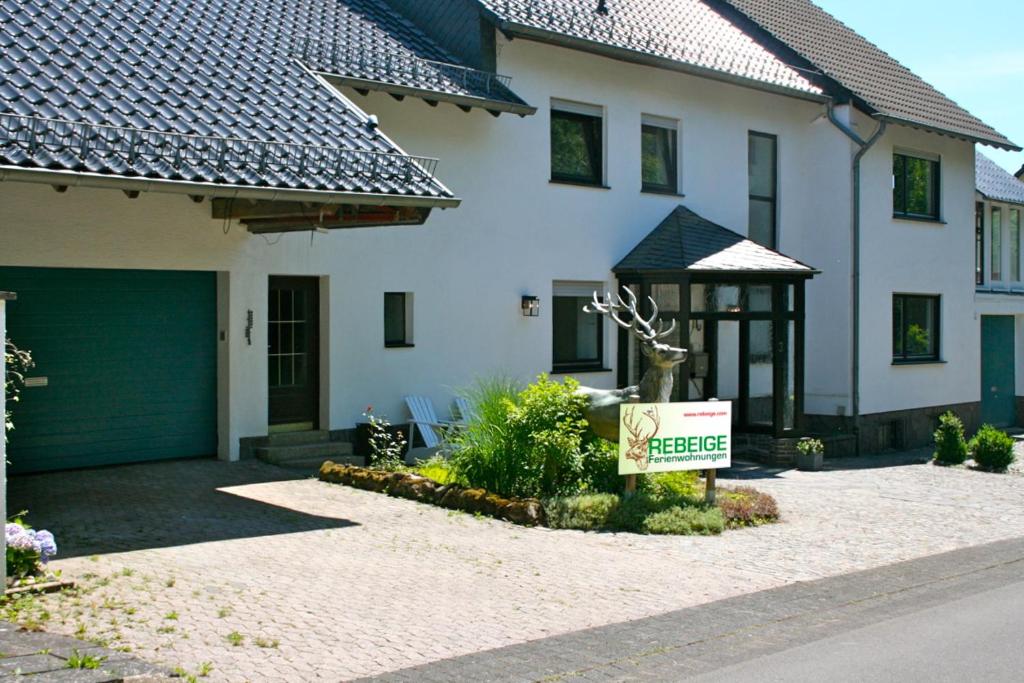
[[8, 452, 1023, 682]]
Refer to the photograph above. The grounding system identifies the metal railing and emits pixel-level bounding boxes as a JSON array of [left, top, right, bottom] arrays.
[[490, 0, 821, 87], [296, 38, 514, 97], [0, 113, 440, 187]]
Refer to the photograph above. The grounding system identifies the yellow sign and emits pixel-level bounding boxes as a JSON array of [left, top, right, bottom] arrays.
[[618, 401, 732, 475]]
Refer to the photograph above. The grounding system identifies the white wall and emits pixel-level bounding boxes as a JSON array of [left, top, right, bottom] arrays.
[[857, 112, 979, 414]]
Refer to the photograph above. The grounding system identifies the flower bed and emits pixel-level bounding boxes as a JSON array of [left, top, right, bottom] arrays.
[[5, 518, 65, 594]]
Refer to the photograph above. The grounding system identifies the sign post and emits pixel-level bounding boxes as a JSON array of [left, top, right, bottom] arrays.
[[619, 401, 731, 501]]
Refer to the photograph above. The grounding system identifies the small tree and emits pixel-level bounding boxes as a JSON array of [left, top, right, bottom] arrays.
[[969, 424, 1016, 472], [932, 411, 968, 465]]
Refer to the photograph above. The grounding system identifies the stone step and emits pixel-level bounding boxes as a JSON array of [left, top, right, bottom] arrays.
[[270, 454, 365, 470], [255, 441, 354, 466], [266, 429, 330, 446]]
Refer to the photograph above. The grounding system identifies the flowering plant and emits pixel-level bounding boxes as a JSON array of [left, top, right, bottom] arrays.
[[363, 406, 407, 472], [6, 517, 58, 582]]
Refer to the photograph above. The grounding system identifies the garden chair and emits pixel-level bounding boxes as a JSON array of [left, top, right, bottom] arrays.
[[404, 395, 460, 459], [453, 396, 475, 423]]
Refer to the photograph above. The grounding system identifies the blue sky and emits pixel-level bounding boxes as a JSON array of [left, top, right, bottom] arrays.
[[813, 0, 1024, 174]]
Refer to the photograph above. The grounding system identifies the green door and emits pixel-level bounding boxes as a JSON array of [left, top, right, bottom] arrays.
[[0, 267, 217, 473], [981, 315, 1016, 427]]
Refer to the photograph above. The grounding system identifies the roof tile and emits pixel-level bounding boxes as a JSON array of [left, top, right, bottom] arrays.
[[976, 152, 1024, 207]]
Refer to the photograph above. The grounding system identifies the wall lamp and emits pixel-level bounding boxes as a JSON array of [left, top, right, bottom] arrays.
[[521, 295, 540, 317]]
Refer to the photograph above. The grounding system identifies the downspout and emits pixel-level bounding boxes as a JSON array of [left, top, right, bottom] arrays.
[[826, 102, 886, 456]]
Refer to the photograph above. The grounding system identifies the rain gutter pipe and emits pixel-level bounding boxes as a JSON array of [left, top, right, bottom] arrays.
[[826, 102, 886, 456]]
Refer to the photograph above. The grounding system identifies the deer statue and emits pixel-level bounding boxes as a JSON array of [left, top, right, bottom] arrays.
[[576, 287, 687, 442], [621, 405, 661, 471]]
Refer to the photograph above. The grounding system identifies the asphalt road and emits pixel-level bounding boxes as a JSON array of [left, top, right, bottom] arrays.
[[692, 578, 1024, 683], [365, 536, 1024, 682]]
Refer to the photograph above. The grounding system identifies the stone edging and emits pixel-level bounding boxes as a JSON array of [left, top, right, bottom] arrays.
[[318, 462, 545, 526]]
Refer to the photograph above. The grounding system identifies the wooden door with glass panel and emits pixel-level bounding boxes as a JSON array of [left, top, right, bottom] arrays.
[[268, 276, 319, 428]]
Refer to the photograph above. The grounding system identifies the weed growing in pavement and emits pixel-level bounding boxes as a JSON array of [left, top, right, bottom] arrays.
[[226, 631, 244, 647], [216, 607, 231, 618], [254, 636, 279, 649], [65, 649, 104, 670], [164, 611, 178, 620]]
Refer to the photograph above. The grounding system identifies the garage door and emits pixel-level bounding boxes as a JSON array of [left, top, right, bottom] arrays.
[[1, 267, 217, 473]]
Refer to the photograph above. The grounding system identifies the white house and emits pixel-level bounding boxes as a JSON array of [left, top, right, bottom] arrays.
[[0, 0, 1019, 472]]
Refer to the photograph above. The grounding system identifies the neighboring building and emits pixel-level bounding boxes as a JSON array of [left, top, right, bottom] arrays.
[[974, 152, 1024, 427], [0, 0, 1019, 472], [1017, 165, 1024, 181]]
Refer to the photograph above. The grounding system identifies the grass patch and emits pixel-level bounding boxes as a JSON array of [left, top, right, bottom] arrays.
[[414, 455, 455, 485], [226, 631, 244, 647]]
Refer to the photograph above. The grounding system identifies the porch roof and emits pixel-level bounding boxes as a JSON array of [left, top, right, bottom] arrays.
[[613, 206, 818, 277]]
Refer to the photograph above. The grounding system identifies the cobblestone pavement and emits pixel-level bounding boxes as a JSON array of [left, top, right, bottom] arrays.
[[7, 451, 1023, 682]]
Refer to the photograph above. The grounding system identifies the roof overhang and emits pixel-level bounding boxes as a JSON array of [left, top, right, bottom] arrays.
[[614, 267, 819, 279], [320, 73, 537, 117], [0, 165, 461, 209], [873, 113, 1021, 152], [490, 21, 829, 104]]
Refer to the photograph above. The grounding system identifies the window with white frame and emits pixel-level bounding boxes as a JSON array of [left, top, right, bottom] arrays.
[[992, 207, 1003, 282], [552, 282, 604, 372], [641, 114, 679, 194]]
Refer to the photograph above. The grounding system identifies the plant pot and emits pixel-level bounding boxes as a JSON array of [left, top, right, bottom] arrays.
[[796, 451, 824, 471]]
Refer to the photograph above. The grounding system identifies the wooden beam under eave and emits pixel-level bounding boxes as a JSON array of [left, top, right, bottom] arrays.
[[244, 207, 431, 234]]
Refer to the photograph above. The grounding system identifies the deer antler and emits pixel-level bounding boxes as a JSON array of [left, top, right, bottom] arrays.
[[586, 287, 677, 343]]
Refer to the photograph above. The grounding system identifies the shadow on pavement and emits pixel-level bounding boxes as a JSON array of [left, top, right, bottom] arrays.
[[8, 458, 358, 558], [722, 448, 933, 480]]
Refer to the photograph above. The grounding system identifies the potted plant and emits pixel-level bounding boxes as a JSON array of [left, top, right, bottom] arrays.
[[796, 437, 825, 471]]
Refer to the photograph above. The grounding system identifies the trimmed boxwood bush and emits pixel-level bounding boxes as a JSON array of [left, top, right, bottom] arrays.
[[970, 424, 1016, 472], [933, 410, 968, 465]]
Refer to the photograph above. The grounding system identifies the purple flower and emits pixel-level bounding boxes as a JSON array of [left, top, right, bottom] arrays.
[[34, 530, 57, 562], [6, 524, 36, 552]]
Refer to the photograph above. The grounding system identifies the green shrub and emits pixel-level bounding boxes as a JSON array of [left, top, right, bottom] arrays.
[[449, 375, 590, 498], [970, 424, 1016, 472], [544, 493, 620, 530], [641, 506, 724, 535], [647, 471, 701, 500], [580, 438, 621, 493], [933, 411, 968, 465]]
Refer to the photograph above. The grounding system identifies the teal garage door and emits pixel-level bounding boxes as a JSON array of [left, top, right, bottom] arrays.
[[1, 267, 217, 473]]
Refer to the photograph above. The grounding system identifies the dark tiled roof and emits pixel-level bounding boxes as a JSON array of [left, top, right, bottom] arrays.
[[614, 206, 816, 275], [478, 0, 824, 96], [976, 152, 1024, 207], [1017, 165, 1024, 180], [0, 0, 519, 197], [722, 0, 1019, 151]]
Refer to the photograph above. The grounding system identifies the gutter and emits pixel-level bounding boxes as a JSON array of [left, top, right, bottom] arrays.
[[827, 103, 887, 456], [496, 22, 830, 105], [0, 166, 462, 209], [872, 113, 1021, 153], [318, 73, 537, 117]]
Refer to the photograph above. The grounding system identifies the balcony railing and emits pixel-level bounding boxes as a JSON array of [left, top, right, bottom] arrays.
[[295, 38, 514, 97], [0, 113, 440, 188]]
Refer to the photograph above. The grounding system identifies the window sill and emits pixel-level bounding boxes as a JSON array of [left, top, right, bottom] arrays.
[[892, 358, 946, 366], [549, 179, 610, 190], [551, 365, 613, 375], [892, 214, 946, 225], [641, 187, 685, 198], [384, 342, 415, 349]]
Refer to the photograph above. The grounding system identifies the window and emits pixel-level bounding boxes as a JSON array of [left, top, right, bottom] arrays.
[[992, 207, 1002, 281], [748, 132, 777, 247], [384, 292, 413, 347], [1011, 209, 1021, 282], [892, 294, 940, 363], [641, 115, 678, 194], [550, 101, 603, 186], [893, 151, 940, 219], [552, 283, 603, 371], [976, 202, 984, 286]]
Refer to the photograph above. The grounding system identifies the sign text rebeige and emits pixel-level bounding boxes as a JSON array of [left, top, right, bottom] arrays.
[[618, 401, 732, 475]]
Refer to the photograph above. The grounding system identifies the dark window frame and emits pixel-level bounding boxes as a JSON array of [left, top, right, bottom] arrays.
[[384, 292, 413, 348], [641, 122, 678, 194], [992, 206, 1003, 282], [550, 108, 604, 187], [552, 294, 606, 373], [893, 152, 941, 220], [892, 294, 941, 364], [976, 202, 985, 286], [748, 131, 778, 248]]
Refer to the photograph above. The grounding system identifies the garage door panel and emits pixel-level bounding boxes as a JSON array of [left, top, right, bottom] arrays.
[[1, 266, 217, 473]]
